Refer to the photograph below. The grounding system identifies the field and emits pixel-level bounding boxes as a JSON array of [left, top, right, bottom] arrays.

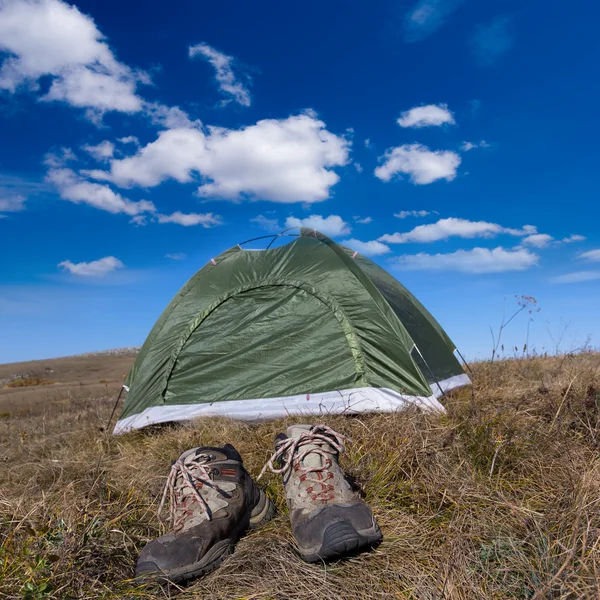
[[1, 351, 599, 599]]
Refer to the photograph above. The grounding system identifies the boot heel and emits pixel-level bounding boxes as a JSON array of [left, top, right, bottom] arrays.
[[249, 488, 276, 529]]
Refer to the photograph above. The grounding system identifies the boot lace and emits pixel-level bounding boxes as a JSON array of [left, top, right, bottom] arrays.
[[158, 452, 217, 529], [259, 425, 345, 503]]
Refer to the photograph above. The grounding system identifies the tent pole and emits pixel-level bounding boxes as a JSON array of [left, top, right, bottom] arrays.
[[455, 348, 473, 374], [106, 386, 124, 432], [413, 345, 447, 401]]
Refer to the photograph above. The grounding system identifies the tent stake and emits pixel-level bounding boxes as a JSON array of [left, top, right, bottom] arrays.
[[106, 386, 124, 433]]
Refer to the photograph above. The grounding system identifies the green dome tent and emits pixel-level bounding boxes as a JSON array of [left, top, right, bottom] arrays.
[[114, 229, 470, 434]]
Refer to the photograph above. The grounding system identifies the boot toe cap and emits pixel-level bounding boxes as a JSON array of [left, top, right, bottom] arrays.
[[292, 502, 382, 562], [135, 533, 204, 578]]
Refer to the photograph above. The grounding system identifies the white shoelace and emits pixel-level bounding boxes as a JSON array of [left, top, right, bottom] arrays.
[[258, 425, 345, 502], [158, 452, 216, 528]]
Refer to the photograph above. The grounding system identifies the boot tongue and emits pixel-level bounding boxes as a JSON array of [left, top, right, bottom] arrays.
[[286, 425, 327, 470]]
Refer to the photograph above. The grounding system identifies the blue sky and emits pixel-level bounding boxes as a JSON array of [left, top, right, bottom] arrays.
[[1, 0, 599, 363]]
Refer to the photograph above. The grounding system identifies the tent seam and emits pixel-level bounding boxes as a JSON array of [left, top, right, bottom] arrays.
[[160, 279, 369, 402]]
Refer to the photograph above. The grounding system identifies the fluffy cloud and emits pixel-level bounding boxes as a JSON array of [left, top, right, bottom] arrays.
[[0, 0, 145, 116], [88, 114, 350, 203], [397, 104, 455, 128], [461, 140, 490, 151], [165, 253, 186, 260], [394, 210, 432, 219], [189, 43, 250, 107], [578, 249, 600, 262], [379, 217, 536, 244], [551, 271, 600, 284], [82, 140, 114, 161], [46, 168, 155, 216], [375, 144, 461, 185], [156, 212, 222, 227], [470, 16, 514, 65], [0, 194, 26, 213], [521, 233, 554, 248], [393, 247, 539, 274], [404, 0, 466, 42], [284, 214, 351, 237], [353, 216, 373, 224], [58, 255, 124, 277], [340, 239, 391, 257]]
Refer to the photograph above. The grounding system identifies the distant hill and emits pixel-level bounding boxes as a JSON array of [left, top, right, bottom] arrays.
[[0, 349, 138, 416]]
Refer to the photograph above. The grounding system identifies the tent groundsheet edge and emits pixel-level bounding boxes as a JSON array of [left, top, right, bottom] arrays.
[[430, 373, 471, 398], [113, 386, 445, 434]]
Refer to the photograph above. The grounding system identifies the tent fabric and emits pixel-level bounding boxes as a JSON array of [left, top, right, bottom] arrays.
[[114, 229, 470, 434], [349, 252, 466, 386]]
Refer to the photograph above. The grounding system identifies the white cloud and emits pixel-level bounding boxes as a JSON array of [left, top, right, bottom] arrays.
[[129, 214, 147, 226], [393, 246, 539, 274], [251, 214, 281, 232], [284, 214, 351, 237], [470, 16, 514, 65], [118, 136, 139, 146], [143, 102, 193, 129], [353, 216, 373, 224], [404, 0, 466, 42], [364, 138, 372, 149], [43, 147, 76, 168], [82, 140, 114, 161], [394, 210, 432, 219], [563, 234, 586, 243], [578, 249, 600, 262], [461, 140, 490, 151], [0, 173, 50, 215], [0, 0, 145, 117], [521, 233, 554, 248], [375, 144, 461, 185], [397, 103, 455, 128], [156, 211, 222, 227], [46, 168, 155, 216], [0, 194, 26, 213], [85, 128, 206, 188], [88, 114, 350, 203], [379, 217, 537, 244], [340, 238, 391, 257], [354, 163, 363, 173], [189, 42, 250, 107], [165, 252, 187, 260], [551, 271, 600, 284], [58, 255, 124, 277]]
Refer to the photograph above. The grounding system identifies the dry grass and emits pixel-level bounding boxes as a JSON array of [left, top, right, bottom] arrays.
[[4, 378, 55, 389], [1, 353, 600, 599]]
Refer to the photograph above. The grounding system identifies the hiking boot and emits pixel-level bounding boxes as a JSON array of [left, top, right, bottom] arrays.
[[136, 443, 275, 583], [260, 424, 382, 562]]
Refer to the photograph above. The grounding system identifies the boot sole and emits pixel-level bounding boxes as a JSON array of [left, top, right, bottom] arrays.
[[299, 519, 382, 563], [136, 489, 275, 584]]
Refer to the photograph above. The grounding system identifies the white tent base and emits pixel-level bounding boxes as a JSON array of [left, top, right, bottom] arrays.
[[113, 386, 448, 435], [431, 373, 471, 398]]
